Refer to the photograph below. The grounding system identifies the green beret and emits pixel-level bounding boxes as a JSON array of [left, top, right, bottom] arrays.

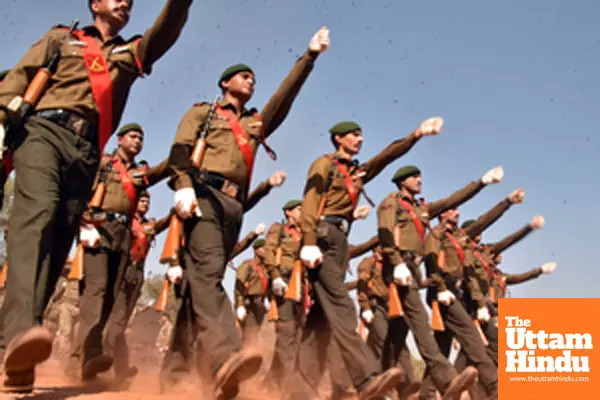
[[0, 70, 9, 82], [461, 220, 476, 229], [252, 239, 266, 250], [282, 200, 302, 211], [139, 190, 150, 198], [219, 64, 253, 87], [329, 121, 361, 137], [391, 165, 421, 183], [117, 123, 144, 137]]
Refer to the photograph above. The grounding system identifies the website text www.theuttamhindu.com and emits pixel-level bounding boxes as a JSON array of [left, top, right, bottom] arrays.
[[508, 376, 590, 383]]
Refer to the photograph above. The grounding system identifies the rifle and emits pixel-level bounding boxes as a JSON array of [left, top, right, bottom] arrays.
[[316, 157, 337, 219], [67, 243, 85, 280], [190, 95, 220, 169], [1, 20, 79, 160], [88, 163, 111, 210], [0, 262, 7, 288], [156, 207, 184, 312], [388, 205, 404, 318]]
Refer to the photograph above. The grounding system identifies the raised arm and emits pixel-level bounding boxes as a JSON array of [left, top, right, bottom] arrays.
[[136, 0, 193, 73]]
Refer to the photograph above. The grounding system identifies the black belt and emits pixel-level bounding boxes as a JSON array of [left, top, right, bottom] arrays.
[[198, 171, 245, 203], [105, 211, 130, 225], [320, 215, 350, 234], [34, 109, 97, 142]]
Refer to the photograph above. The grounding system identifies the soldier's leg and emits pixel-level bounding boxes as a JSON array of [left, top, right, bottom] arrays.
[[366, 305, 388, 363], [104, 264, 144, 377], [295, 301, 331, 399], [420, 329, 453, 400], [383, 318, 419, 396], [313, 225, 379, 389], [2, 118, 97, 368], [75, 249, 124, 377], [268, 299, 300, 390], [159, 285, 194, 391], [399, 285, 468, 394], [443, 301, 497, 396], [482, 316, 498, 366], [183, 190, 260, 395], [241, 298, 263, 348]]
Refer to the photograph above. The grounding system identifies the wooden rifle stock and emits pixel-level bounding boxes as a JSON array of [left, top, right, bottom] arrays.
[[160, 214, 182, 264], [430, 300, 445, 331], [88, 182, 106, 209], [388, 283, 404, 318], [284, 260, 303, 302], [190, 138, 207, 169], [67, 243, 85, 280], [155, 279, 171, 312], [358, 319, 367, 341], [474, 319, 489, 346], [488, 286, 496, 303], [268, 297, 279, 322], [190, 95, 219, 169], [0, 262, 7, 287]]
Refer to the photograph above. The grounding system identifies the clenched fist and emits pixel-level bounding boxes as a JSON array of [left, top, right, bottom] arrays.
[[309, 26, 330, 53], [415, 117, 444, 138], [268, 171, 287, 187], [530, 215, 545, 229], [508, 189, 525, 204], [481, 166, 504, 185]]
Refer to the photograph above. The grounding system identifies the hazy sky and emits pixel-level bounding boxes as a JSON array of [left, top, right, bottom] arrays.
[[1, 0, 598, 306]]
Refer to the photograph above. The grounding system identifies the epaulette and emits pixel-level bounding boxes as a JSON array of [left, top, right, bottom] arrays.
[[52, 24, 69, 30], [193, 102, 210, 108]]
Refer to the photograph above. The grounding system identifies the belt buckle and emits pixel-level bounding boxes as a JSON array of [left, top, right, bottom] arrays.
[[339, 219, 349, 233], [221, 180, 239, 199], [70, 116, 86, 137]]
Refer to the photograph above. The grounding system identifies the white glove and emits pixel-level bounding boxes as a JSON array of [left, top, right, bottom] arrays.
[[361, 309, 374, 324], [308, 26, 330, 53], [300, 245, 323, 269], [236, 306, 247, 321], [508, 189, 525, 204], [166, 265, 183, 283], [268, 171, 287, 187], [353, 205, 371, 220], [481, 166, 504, 185], [175, 188, 200, 220], [541, 262, 557, 274], [271, 277, 288, 297], [477, 306, 491, 322], [415, 117, 444, 138], [393, 263, 413, 286], [530, 215, 545, 230], [437, 290, 456, 306], [255, 223, 266, 235], [80, 224, 100, 248]]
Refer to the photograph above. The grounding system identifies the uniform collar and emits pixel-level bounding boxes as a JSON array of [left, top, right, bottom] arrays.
[[218, 98, 256, 118], [81, 25, 125, 46]]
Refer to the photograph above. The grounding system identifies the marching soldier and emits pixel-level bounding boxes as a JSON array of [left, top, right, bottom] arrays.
[[102, 190, 172, 389], [71, 123, 169, 381], [262, 199, 305, 393], [159, 172, 286, 393], [377, 163, 505, 399], [234, 239, 270, 347], [295, 117, 445, 400], [419, 190, 527, 400], [0, 0, 193, 391], [165, 27, 330, 398]]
